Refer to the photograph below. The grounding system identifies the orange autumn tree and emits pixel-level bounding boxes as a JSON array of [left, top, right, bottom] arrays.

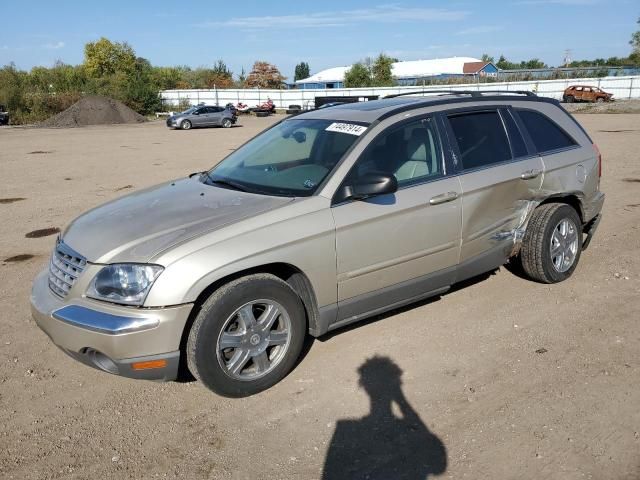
[[246, 61, 286, 89]]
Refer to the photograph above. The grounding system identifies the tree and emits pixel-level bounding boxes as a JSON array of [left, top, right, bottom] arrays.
[[294, 62, 310, 82], [344, 62, 372, 88], [630, 17, 640, 65], [481, 53, 495, 63], [371, 54, 395, 86], [246, 61, 286, 88], [236, 67, 247, 88], [630, 17, 640, 54], [83, 37, 136, 77]]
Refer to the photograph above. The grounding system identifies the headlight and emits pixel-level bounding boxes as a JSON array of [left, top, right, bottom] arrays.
[[86, 264, 163, 306]]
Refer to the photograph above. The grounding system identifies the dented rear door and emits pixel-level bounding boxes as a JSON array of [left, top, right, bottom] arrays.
[[442, 107, 543, 272]]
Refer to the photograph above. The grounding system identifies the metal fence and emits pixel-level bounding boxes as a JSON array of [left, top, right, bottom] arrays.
[[160, 75, 640, 110]]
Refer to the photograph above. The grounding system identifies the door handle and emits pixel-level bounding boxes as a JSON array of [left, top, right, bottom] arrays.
[[520, 169, 541, 180], [429, 191, 459, 205]]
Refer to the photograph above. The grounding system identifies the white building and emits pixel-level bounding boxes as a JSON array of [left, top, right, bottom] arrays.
[[295, 57, 498, 89]]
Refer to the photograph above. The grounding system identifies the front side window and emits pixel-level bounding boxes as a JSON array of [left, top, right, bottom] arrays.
[[348, 117, 443, 187], [207, 119, 365, 197], [516, 109, 577, 153], [448, 111, 512, 170]]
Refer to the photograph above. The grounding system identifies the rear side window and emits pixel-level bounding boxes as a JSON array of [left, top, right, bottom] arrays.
[[517, 109, 577, 153], [448, 111, 511, 170]]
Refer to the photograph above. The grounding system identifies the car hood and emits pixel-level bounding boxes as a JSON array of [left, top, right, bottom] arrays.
[[62, 176, 293, 264]]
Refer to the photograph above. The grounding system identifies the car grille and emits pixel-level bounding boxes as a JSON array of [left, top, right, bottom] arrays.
[[48, 240, 87, 298]]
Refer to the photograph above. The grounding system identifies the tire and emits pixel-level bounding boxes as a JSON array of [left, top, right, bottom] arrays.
[[255, 111, 270, 118], [566, 95, 575, 103], [187, 274, 307, 397], [288, 104, 302, 110], [519, 203, 582, 284], [181, 120, 192, 130], [221, 118, 232, 128], [596, 97, 604, 103], [286, 109, 301, 115]]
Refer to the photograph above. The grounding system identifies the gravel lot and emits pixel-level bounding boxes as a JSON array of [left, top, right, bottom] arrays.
[[1, 115, 639, 480]]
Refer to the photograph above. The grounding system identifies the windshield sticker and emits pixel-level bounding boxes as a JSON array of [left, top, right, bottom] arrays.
[[303, 179, 315, 189], [325, 122, 367, 136]]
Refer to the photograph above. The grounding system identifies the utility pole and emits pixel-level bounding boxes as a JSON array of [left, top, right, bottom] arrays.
[[563, 49, 572, 68]]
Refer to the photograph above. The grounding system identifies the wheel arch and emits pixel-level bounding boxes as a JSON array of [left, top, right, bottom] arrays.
[[178, 262, 320, 370], [537, 193, 584, 223]]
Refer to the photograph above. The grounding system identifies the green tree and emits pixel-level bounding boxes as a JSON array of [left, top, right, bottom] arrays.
[[481, 53, 495, 63], [630, 17, 640, 64], [343, 62, 372, 88], [630, 17, 640, 54], [496, 55, 512, 70], [84, 37, 136, 77], [371, 54, 395, 86], [236, 67, 247, 87], [294, 62, 310, 82]]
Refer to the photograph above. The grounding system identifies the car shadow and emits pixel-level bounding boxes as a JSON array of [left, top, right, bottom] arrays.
[[319, 268, 499, 342], [322, 356, 447, 479]]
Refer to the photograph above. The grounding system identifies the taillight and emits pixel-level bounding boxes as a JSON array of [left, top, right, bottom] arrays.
[[593, 143, 602, 177]]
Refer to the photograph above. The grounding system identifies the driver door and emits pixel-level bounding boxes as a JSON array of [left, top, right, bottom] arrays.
[[331, 116, 462, 325], [191, 107, 206, 126]]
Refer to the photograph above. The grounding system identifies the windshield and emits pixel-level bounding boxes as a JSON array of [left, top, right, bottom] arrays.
[[205, 119, 367, 197]]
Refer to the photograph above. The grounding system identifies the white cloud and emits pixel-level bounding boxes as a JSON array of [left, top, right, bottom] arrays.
[[515, 0, 597, 5], [44, 41, 65, 50], [196, 5, 469, 29], [456, 25, 502, 35]]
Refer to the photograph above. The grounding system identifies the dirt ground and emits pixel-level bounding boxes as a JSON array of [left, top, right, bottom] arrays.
[[0, 115, 639, 480]]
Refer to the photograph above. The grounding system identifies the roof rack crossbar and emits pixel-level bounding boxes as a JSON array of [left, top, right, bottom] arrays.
[[384, 90, 537, 99]]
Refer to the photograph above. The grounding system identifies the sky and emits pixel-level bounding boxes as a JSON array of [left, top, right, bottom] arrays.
[[0, 0, 637, 79]]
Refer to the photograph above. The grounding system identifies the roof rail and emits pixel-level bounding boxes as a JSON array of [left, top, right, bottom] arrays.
[[384, 89, 537, 99]]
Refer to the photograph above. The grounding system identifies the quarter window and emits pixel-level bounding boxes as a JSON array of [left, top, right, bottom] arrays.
[[517, 110, 577, 153], [448, 111, 512, 170]]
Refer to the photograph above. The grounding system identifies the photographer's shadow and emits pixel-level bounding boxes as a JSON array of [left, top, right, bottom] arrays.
[[322, 356, 447, 480]]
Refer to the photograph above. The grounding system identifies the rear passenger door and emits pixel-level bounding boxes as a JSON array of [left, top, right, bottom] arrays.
[[207, 106, 225, 125], [443, 107, 544, 278]]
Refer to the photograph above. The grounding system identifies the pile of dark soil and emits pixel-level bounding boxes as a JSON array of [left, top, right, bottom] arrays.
[[39, 95, 147, 127]]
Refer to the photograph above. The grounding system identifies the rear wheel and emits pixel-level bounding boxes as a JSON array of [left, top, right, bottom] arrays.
[[187, 274, 306, 397], [519, 203, 582, 283], [181, 120, 192, 130]]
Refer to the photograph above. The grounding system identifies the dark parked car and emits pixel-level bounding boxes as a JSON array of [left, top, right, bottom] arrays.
[[166, 105, 236, 130], [0, 105, 9, 125]]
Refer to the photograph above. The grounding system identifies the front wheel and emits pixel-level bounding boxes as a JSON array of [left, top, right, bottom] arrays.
[[566, 95, 575, 103], [596, 97, 605, 103], [187, 274, 306, 397], [519, 203, 582, 283], [181, 120, 192, 130], [221, 118, 232, 128]]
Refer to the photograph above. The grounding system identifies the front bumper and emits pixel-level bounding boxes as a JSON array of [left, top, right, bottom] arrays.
[[30, 270, 193, 381]]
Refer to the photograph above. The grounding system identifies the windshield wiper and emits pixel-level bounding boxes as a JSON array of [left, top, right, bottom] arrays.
[[205, 174, 250, 193]]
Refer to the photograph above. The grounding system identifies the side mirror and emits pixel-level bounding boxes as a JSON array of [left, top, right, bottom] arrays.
[[340, 172, 398, 201]]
